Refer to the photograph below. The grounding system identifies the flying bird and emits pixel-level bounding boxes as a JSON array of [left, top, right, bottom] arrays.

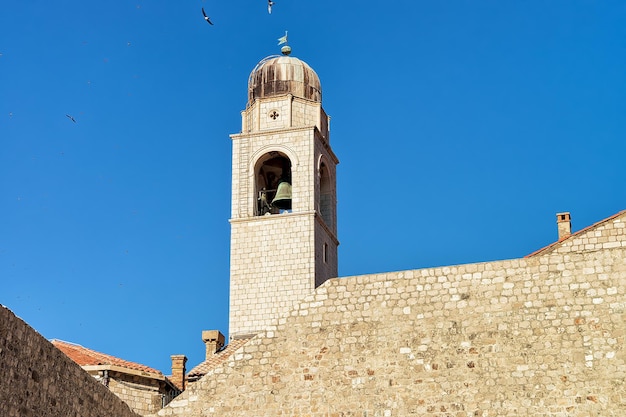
[[268, 0, 274, 14], [66, 114, 76, 123], [201, 8, 214, 25]]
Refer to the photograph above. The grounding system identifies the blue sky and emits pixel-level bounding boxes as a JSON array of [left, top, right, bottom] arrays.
[[2, 1, 625, 375]]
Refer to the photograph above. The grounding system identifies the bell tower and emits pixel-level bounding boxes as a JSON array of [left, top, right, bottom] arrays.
[[229, 47, 339, 339]]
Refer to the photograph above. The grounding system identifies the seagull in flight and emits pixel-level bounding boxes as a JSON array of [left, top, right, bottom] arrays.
[[201, 8, 214, 25], [268, 0, 274, 14], [66, 114, 76, 123]]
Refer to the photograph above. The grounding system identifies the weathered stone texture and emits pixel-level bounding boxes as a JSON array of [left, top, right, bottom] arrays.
[[105, 374, 168, 415], [535, 213, 625, 256], [178, 54, 626, 415], [230, 213, 317, 336], [0, 305, 140, 417], [229, 86, 338, 338], [159, 228, 626, 416]]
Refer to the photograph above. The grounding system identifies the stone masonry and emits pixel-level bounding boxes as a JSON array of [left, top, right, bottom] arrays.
[[2, 45, 625, 416], [106, 376, 167, 415], [0, 305, 141, 417], [52, 338, 181, 415], [157, 211, 626, 416], [229, 54, 339, 339]]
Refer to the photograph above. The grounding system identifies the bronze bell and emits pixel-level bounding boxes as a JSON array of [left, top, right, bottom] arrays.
[[271, 181, 292, 210]]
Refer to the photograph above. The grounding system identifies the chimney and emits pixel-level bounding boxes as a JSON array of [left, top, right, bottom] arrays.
[[556, 212, 572, 240], [202, 330, 225, 359], [170, 354, 187, 391]]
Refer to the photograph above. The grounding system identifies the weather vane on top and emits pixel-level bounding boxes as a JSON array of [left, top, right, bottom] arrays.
[[278, 31, 291, 55]]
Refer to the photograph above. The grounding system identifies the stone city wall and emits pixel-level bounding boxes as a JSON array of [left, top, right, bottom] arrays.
[[160, 242, 626, 416], [0, 305, 140, 417]]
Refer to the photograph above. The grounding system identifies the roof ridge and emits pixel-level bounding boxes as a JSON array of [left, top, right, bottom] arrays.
[[187, 338, 252, 378], [50, 338, 84, 347], [52, 339, 163, 376], [526, 209, 626, 258]]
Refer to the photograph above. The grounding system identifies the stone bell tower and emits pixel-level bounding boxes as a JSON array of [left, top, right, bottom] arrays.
[[229, 47, 339, 339]]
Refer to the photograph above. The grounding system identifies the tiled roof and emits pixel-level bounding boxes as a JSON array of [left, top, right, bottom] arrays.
[[525, 210, 626, 258], [52, 339, 163, 376], [187, 338, 251, 379]]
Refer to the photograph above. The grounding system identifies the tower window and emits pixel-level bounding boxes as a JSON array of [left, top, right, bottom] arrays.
[[323, 243, 328, 264], [255, 152, 292, 216], [319, 162, 333, 228]]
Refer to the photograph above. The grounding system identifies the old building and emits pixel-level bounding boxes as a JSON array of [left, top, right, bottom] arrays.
[[229, 47, 338, 340], [1, 43, 624, 417], [52, 340, 182, 415], [152, 46, 626, 416]]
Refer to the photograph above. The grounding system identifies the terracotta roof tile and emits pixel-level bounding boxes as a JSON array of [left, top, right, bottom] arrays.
[[525, 210, 626, 258], [187, 338, 251, 379], [52, 339, 163, 376]]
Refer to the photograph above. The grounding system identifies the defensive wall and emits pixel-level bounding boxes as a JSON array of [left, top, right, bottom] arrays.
[[158, 214, 626, 416], [0, 305, 141, 417]]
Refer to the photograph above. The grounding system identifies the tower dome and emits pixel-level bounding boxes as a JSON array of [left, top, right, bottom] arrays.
[[247, 53, 321, 106]]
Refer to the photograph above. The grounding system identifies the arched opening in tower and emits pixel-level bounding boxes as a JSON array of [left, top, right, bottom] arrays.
[[255, 152, 292, 216], [319, 162, 333, 228]]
